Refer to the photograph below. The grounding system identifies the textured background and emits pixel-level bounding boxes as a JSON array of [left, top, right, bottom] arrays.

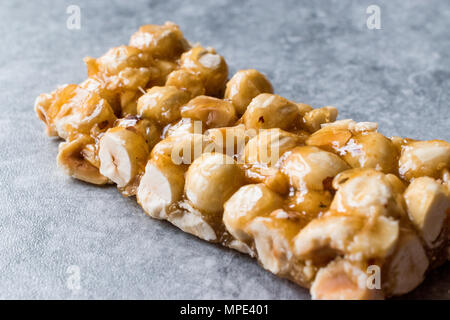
[[0, 0, 449, 299]]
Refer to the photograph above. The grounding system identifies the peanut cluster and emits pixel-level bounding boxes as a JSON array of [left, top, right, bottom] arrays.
[[35, 22, 450, 300]]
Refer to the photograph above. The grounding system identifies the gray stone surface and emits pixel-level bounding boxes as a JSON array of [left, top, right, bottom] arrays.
[[0, 0, 449, 299]]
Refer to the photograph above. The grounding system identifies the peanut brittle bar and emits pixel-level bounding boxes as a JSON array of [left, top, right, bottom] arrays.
[[35, 22, 450, 300]]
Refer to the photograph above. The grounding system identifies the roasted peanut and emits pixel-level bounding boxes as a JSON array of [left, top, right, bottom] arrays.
[[179, 46, 228, 97], [129, 22, 190, 59], [57, 134, 109, 185], [119, 89, 143, 116], [168, 201, 218, 242], [294, 212, 399, 263], [302, 106, 338, 133], [204, 124, 248, 158], [223, 183, 284, 242], [390, 136, 414, 154], [338, 132, 399, 174], [99, 126, 149, 191], [137, 155, 186, 220], [281, 146, 350, 191], [84, 46, 154, 91], [224, 69, 273, 116], [320, 119, 378, 133], [35, 86, 70, 137], [244, 128, 303, 166], [242, 93, 300, 130], [296, 103, 313, 116], [185, 153, 245, 214], [311, 259, 384, 300], [399, 140, 450, 181], [247, 209, 307, 274], [147, 59, 178, 87], [115, 116, 161, 149], [98, 118, 160, 196], [35, 84, 117, 140], [382, 228, 429, 296], [180, 96, 237, 128], [79, 77, 121, 116], [244, 166, 290, 195], [137, 86, 191, 125], [165, 69, 205, 98], [164, 118, 200, 138], [404, 177, 450, 247], [151, 133, 213, 165], [330, 169, 405, 219], [306, 125, 352, 153]]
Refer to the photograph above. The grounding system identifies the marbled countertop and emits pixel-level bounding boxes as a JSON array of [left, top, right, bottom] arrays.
[[0, 0, 449, 299]]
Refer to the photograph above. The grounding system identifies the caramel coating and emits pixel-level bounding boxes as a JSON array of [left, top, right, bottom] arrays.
[[286, 189, 333, 217]]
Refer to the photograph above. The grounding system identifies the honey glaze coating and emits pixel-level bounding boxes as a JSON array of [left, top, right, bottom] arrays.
[[35, 22, 450, 300]]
